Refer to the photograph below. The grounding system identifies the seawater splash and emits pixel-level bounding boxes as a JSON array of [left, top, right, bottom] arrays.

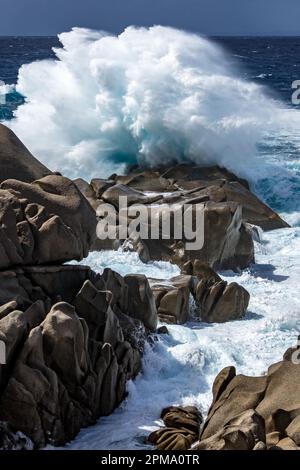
[[5, 25, 296, 180]]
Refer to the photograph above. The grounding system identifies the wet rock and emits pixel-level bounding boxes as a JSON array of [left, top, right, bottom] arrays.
[[182, 260, 250, 323], [187, 261, 250, 323], [90, 178, 115, 199], [75, 161, 289, 269], [75, 163, 290, 270], [157, 325, 169, 335], [102, 184, 161, 207], [128, 200, 255, 270], [0, 421, 33, 450], [150, 265, 249, 325], [221, 180, 289, 231], [148, 406, 202, 450], [182, 260, 221, 282]]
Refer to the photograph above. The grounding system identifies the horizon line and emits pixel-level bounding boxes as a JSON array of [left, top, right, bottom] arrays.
[[1, 33, 300, 38]]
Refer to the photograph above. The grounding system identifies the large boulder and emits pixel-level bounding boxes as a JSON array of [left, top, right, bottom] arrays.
[[199, 340, 300, 449], [150, 275, 194, 324], [148, 339, 300, 451], [76, 164, 288, 270], [184, 261, 250, 323], [149, 265, 250, 325], [124, 274, 158, 332], [0, 124, 51, 183], [148, 406, 203, 450], [194, 277, 250, 323], [130, 200, 254, 270], [0, 174, 97, 268], [0, 265, 156, 448], [196, 409, 265, 450], [128, 164, 288, 231]]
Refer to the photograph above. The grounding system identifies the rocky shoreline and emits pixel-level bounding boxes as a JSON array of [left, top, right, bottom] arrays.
[[0, 122, 298, 450]]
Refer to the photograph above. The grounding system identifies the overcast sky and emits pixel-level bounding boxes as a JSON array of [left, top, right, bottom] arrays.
[[0, 0, 300, 36]]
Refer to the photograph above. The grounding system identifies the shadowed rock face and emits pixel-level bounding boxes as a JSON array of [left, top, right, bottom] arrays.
[[0, 265, 157, 448], [76, 164, 288, 270], [0, 124, 51, 183]]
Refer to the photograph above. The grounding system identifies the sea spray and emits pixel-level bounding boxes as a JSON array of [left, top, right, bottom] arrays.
[[5, 25, 289, 180]]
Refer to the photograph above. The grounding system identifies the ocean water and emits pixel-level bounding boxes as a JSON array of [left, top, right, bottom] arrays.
[[0, 28, 300, 450]]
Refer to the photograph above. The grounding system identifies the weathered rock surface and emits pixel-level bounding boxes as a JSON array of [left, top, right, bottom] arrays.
[[121, 164, 288, 231], [148, 406, 203, 450], [0, 265, 157, 448], [149, 262, 249, 325], [0, 174, 97, 269], [184, 261, 250, 323], [0, 124, 51, 183], [195, 280, 249, 324], [76, 163, 288, 270], [150, 275, 194, 324], [196, 409, 265, 450], [199, 340, 300, 450], [124, 274, 158, 332]]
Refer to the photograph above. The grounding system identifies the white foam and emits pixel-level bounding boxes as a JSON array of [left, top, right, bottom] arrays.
[[5, 26, 298, 181], [76, 249, 180, 279]]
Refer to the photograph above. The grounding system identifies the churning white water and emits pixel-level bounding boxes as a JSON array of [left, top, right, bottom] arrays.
[[6, 25, 298, 181]]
